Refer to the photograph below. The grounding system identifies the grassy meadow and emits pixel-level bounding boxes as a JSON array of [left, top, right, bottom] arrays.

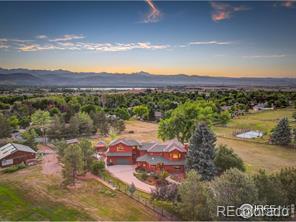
[[0, 165, 158, 221]]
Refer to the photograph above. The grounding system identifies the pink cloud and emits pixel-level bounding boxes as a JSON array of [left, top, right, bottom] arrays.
[[282, 0, 295, 8], [144, 0, 161, 23], [211, 2, 250, 22]]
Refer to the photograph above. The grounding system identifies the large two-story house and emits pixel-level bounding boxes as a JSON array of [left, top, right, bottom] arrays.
[[106, 138, 187, 174]]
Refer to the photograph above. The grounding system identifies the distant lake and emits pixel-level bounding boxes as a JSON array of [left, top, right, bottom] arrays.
[[63, 87, 154, 91]]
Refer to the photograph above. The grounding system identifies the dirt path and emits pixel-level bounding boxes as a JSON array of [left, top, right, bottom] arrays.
[[39, 145, 62, 176]]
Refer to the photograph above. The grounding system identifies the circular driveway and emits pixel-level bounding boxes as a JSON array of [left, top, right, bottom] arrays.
[[106, 165, 155, 193]]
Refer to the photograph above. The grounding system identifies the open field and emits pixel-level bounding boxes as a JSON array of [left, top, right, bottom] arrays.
[[0, 183, 92, 221], [116, 110, 296, 172], [0, 165, 159, 221], [214, 108, 296, 143]]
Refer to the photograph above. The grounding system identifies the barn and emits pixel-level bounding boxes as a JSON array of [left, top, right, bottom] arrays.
[[0, 143, 36, 168]]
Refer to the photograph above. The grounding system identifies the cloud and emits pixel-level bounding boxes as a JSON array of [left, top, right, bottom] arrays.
[[144, 0, 161, 23], [281, 0, 295, 8], [0, 39, 9, 49], [49, 34, 85, 42], [36, 35, 48, 39], [211, 2, 250, 22], [243, 54, 286, 59], [17, 41, 169, 52], [18, 44, 63, 52], [189, 41, 233, 45]]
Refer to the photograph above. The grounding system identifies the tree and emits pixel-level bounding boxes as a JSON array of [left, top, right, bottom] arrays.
[[270, 118, 291, 145], [132, 105, 149, 120], [275, 167, 296, 204], [110, 118, 125, 134], [62, 144, 83, 185], [158, 101, 226, 143], [9, 115, 19, 129], [31, 110, 51, 144], [55, 139, 68, 158], [0, 113, 11, 138], [115, 108, 130, 120], [214, 144, 245, 173], [69, 112, 94, 137], [90, 111, 109, 136], [208, 168, 259, 220], [178, 170, 210, 221], [21, 129, 37, 150], [79, 139, 95, 171], [292, 111, 296, 121], [185, 123, 216, 180], [253, 170, 288, 205], [48, 115, 65, 140], [128, 182, 136, 196]]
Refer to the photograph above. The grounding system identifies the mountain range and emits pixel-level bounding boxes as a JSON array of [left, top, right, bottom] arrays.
[[0, 68, 295, 88]]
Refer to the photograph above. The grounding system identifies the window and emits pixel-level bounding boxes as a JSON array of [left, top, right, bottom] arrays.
[[171, 153, 181, 159], [117, 145, 124, 151]]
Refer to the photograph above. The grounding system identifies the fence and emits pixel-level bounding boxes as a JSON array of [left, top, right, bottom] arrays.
[[99, 174, 179, 221]]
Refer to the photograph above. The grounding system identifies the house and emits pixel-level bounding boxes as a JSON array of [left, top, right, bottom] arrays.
[[154, 111, 163, 121], [253, 103, 274, 112], [95, 141, 106, 152], [0, 143, 36, 167], [107, 138, 140, 165], [106, 138, 187, 174], [136, 140, 187, 174], [66, 138, 79, 145]]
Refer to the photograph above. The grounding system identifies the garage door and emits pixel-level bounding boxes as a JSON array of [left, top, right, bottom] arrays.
[[116, 158, 130, 165]]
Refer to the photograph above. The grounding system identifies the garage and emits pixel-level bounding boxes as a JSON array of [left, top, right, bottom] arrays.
[[115, 158, 131, 165]]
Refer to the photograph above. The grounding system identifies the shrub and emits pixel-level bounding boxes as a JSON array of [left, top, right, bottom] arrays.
[[140, 172, 148, 181], [3, 163, 26, 173], [151, 183, 178, 201], [91, 160, 105, 176]]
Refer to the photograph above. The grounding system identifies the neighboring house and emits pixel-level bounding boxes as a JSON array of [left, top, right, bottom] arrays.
[[95, 141, 106, 152], [154, 111, 163, 121], [66, 138, 79, 145], [253, 103, 274, 111], [0, 143, 36, 167], [106, 138, 187, 174]]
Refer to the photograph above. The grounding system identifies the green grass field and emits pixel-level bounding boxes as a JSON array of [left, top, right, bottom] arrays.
[[0, 183, 93, 221], [0, 166, 158, 221]]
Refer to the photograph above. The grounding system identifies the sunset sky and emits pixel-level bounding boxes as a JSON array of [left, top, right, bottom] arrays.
[[0, 1, 295, 77]]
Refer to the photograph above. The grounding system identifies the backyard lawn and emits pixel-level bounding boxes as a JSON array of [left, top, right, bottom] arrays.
[[0, 165, 159, 221]]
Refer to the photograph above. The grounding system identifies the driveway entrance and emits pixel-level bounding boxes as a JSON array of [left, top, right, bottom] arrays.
[[107, 165, 155, 193]]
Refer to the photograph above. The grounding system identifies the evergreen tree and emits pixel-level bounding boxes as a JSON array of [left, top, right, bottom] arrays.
[[79, 139, 95, 171], [185, 122, 216, 180], [270, 118, 291, 145], [0, 113, 11, 138], [62, 144, 83, 185]]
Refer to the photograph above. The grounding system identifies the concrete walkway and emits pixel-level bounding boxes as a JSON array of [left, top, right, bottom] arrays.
[[107, 165, 155, 193]]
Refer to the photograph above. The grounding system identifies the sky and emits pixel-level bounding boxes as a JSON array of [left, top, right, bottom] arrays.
[[0, 1, 295, 78]]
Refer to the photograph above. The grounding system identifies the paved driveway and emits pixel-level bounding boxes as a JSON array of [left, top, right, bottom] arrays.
[[107, 165, 155, 193]]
